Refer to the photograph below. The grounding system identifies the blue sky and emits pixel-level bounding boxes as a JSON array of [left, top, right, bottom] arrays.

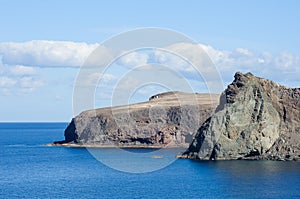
[[0, 0, 299, 121]]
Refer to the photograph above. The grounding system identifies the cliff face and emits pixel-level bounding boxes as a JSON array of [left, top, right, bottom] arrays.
[[60, 92, 219, 148], [182, 72, 300, 161]]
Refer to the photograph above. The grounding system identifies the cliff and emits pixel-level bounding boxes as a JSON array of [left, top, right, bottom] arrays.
[[55, 92, 219, 148], [180, 72, 300, 161]]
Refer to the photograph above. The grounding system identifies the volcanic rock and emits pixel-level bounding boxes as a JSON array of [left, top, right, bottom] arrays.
[[180, 72, 300, 161], [55, 92, 219, 148]]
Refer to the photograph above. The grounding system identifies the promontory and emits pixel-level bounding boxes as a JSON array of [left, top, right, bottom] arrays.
[[52, 72, 300, 161]]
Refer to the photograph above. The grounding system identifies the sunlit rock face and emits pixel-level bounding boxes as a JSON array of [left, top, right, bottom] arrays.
[[182, 72, 300, 161], [62, 91, 219, 148]]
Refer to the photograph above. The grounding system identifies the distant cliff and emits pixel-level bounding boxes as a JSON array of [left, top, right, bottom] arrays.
[[55, 92, 219, 148], [180, 72, 300, 161]]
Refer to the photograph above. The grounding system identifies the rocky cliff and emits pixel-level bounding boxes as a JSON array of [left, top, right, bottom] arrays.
[[180, 72, 300, 161], [55, 92, 219, 148]]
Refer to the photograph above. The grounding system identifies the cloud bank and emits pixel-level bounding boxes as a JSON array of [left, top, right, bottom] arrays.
[[0, 40, 99, 67], [0, 40, 299, 77], [0, 40, 299, 97]]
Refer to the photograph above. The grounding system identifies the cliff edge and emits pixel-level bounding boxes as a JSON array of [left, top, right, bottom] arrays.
[[54, 92, 219, 148]]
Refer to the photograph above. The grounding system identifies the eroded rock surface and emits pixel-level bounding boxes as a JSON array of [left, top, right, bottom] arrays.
[[57, 92, 219, 148], [181, 72, 300, 161]]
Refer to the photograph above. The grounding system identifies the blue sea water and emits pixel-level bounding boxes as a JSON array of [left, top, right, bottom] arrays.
[[0, 123, 299, 199]]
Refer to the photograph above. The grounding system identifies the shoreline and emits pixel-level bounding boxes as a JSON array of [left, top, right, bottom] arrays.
[[45, 142, 189, 149], [45, 143, 300, 161]]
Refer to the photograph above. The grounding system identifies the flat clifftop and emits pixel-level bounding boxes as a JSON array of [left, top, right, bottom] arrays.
[[55, 92, 220, 148], [180, 72, 300, 161]]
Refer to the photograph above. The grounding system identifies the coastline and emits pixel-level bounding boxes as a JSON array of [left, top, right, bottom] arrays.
[[45, 142, 189, 149], [45, 143, 300, 161]]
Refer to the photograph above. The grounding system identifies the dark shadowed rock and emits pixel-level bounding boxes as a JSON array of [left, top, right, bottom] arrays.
[[180, 72, 300, 161], [55, 92, 219, 148]]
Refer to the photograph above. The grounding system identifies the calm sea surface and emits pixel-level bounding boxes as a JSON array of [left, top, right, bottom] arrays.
[[0, 123, 299, 199]]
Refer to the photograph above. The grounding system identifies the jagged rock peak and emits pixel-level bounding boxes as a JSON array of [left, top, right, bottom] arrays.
[[180, 72, 300, 161]]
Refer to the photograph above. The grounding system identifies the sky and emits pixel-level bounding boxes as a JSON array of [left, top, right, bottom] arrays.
[[0, 0, 299, 122]]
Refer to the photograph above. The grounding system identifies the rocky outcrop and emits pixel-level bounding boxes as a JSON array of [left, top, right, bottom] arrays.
[[180, 72, 300, 161], [55, 92, 219, 148]]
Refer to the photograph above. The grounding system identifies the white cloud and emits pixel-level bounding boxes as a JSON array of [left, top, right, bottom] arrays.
[[0, 65, 4, 74], [83, 45, 114, 68], [0, 40, 100, 67], [0, 40, 299, 96], [0, 76, 17, 87], [154, 48, 191, 71], [19, 76, 44, 88], [202, 45, 299, 73], [102, 42, 299, 92], [235, 48, 253, 56], [0, 75, 44, 95], [198, 44, 231, 65], [1, 40, 299, 80], [118, 51, 149, 67], [10, 65, 36, 76], [152, 43, 300, 86], [0, 59, 45, 95], [154, 43, 224, 76], [0, 88, 12, 96], [274, 52, 299, 69], [81, 73, 117, 87]]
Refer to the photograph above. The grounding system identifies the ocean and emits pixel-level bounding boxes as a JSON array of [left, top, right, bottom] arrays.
[[0, 123, 299, 199]]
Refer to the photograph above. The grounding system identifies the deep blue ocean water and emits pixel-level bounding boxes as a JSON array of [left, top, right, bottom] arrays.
[[0, 123, 299, 199]]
